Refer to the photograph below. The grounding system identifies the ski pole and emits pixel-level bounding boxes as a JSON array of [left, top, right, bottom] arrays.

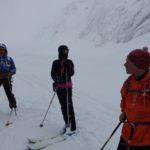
[[100, 122, 122, 150], [66, 70, 70, 127], [39, 88, 57, 127]]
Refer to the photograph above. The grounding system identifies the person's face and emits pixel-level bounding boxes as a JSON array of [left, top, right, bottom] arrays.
[[59, 49, 68, 59], [0, 48, 5, 56], [61, 49, 68, 55], [124, 58, 140, 75]]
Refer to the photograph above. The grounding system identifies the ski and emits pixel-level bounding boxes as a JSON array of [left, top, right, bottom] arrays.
[[28, 129, 76, 144], [28, 131, 65, 144], [4, 108, 18, 127], [28, 139, 42, 144], [27, 135, 66, 150], [5, 109, 13, 126], [27, 144, 48, 150], [27, 128, 78, 150]]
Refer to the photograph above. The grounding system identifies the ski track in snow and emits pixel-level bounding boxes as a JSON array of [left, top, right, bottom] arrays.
[[0, 44, 125, 150], [0, 0, 150, 150], [0, 71, 119, 150]]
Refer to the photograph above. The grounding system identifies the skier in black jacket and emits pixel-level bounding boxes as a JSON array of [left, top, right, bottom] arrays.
[[51, 45, 76, 134]]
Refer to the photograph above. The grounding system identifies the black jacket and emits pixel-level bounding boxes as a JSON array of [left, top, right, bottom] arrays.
[[51, 59, 74, 84]]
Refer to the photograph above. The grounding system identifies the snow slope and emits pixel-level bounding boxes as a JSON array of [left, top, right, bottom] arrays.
[[0, 33, 149, 150], [0, 0, 150, 150], [1, 0, 150, 49]]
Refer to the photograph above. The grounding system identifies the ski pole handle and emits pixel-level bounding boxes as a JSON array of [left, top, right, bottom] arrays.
[[100, 122, 122, 150]]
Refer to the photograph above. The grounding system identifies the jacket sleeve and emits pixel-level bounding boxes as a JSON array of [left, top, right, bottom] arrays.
[[120, 87, 126, 112], [66, 60, 74, 77], [120, 77, 131, 112], [9, 57, 16, 75], [51, 61, 57, 81]]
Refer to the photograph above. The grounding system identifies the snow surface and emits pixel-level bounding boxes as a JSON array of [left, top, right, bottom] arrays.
[[0, 0, 150, 150]]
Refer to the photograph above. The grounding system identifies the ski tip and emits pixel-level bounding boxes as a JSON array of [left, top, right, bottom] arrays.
[[27, 139, 36, 144], [27, 138, 42, 144]]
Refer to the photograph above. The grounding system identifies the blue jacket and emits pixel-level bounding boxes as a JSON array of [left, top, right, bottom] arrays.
[[0, 56, 16, 76]]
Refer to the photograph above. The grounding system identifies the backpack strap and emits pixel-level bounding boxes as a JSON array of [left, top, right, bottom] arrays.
[[126, 76, 150, 95]]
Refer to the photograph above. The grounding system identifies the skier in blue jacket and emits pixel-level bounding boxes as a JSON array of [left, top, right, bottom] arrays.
[[0, 43, 17, 109]]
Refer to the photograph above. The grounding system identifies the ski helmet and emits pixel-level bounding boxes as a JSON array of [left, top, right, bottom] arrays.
[[0, 43, 7, 50], [58, 45, 69, 53], [58, 45, 69, 59]]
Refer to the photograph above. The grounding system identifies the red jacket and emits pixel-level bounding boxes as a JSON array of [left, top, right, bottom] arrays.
[[120, 71, 150, 146]]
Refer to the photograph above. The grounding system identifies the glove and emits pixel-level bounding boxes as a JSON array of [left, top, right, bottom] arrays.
[[54, 76, 63, 83], [6, 72, 12, 79], [0, 73, 12, 79], [119, 112, 127, 122], [53, 82, 58, 91]]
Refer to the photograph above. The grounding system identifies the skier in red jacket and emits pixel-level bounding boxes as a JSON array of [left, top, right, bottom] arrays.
[[117, 47, 150, 150]]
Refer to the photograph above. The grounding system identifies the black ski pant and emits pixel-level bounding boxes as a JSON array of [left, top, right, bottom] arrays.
[[117, 136, 150, 150], [56, 88, 76, 131], [0, 78, 17, 109]]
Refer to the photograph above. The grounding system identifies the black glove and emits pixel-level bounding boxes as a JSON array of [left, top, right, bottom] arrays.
[[53, 82, 57, 91], [54, 76, 63, 83], [119, 112, 127, 123]]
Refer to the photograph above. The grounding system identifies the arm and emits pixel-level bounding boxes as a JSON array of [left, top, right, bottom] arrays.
[[119, 78, 130, 122], [9, 57, 16, 76], [120, 77, 131, 112], [51, 61, 56, 81], [51, 60, 62, 82], [65, 60, 74, 77], [120, 88, 126, 113]]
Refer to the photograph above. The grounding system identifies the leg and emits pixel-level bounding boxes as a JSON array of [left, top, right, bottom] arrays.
[[0, 80, 3, 86], [2, 79, 17, 109], [117, 137, 128, 150], [67, 88, 76, 131], [57, 88, 69, 125]]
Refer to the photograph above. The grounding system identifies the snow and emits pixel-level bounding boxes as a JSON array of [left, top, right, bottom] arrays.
[[0, 0, 150, 150]]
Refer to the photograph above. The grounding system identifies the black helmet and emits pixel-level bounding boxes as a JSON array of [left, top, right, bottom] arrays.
[[58, 45, 69, 53], [58, 45, 69, 59]]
